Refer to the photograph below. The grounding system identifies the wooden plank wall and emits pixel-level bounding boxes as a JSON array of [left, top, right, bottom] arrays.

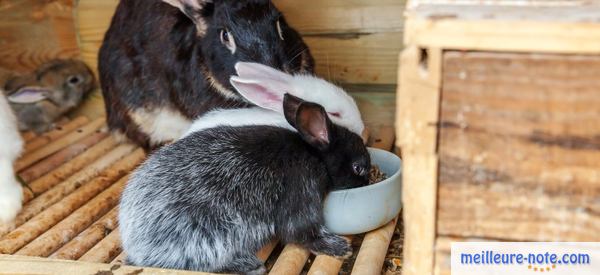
[[76, 0, 405, 85], [0, 0, 79, 73], [434, 51, 600, 274], [0, 0, 405, 85]]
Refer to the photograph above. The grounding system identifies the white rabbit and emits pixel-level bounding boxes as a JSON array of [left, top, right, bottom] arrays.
[[0, 91, 24, 223], [184, 62, 364, 137]]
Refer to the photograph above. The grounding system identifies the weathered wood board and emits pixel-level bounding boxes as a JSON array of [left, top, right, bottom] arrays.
[[437, 51, 600, 242], [0, 0, 79, 72]]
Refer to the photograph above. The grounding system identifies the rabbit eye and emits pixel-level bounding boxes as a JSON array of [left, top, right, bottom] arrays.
[[220, 29, 236, 54], [352, 162, 366, 177], [67, 76, 81, 85], [276, 20, 284, 41]]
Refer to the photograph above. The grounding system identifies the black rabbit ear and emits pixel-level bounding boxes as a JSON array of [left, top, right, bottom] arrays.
[[162, 0, 211, 34], [283, 94, 331, 151], [283, 93, 303, 126]]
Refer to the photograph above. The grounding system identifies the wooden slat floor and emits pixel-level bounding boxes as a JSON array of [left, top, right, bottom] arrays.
[[0, 116, 400, 275]]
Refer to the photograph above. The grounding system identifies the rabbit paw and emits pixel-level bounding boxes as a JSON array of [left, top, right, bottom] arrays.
[[244, 265, 266, 275], [309, 234, 353, 259], [0, 178, 23, 224]]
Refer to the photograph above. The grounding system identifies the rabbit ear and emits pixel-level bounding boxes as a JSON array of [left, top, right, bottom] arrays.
[[230, 62, 295, 113], [161, 0, 211, 33], [230, 79, 294, 115], [7, 87, 50, 104], [283, 93, 331, 151], [235, 62, 293, 82]]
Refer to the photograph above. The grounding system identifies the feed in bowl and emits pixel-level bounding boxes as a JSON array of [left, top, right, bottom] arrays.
[[323, 148, 402, 235]]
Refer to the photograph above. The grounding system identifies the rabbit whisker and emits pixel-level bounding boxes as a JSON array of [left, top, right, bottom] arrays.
[[287, 49, 307, 68]]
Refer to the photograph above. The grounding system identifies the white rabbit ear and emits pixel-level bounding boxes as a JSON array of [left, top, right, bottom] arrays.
[[235, 62, 294, 82], [7, 87, 50, 104], [230, 76, 294, 113], [230, 64, 296, 113]]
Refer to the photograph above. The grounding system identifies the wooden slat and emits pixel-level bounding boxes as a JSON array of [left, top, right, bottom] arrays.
[[19, 131, 108, 182], [110, 252, 127, 265], [0, 143, 135, 238], [22, 136, 118, 202], [352, 92, 397, 137], [396, 46, 442, 275], [257, 241, 279, 262], [411, 3, 600, 23], [307, 255, 343, 275], [22, 143, 135, 213], [0, 0, 79, 72], [24, 117, 90, 153], [437, 51, 600, 241], [0, 150, 142, 254], [15, 118, 106, 171], [269, 244, 311, 275], [306, 32, 403, 84], [15, 176, 131, 257], [75, 0, 115, 75], [79, 229, 122, 263], [368, 126, 396, 151], [76, 0, 405, 39], [22, 131, 37, 142], [0, 254, 219, 275], [273, 0, 405, 34], [351, 218, 398, 274], [51, 207, 119, 260], [404, 15, 600, 54]]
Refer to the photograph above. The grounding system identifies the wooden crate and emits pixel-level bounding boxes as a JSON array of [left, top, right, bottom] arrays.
[[0, 0, 403, 274], [397, 1, 600, 275]]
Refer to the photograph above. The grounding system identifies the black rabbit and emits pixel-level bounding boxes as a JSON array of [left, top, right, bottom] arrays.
[[99, 0, 314, 150], [119, 94, 370, 274]]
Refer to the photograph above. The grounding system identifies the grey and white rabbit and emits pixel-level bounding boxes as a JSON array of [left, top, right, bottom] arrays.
[[184, 62, 365, 138], [0, 91, 24, 223], [3, 59, 95, 134], [119, 93, 371, 274]]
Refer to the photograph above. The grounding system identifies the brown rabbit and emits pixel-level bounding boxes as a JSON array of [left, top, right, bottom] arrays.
[[3, 59, 96, 134]]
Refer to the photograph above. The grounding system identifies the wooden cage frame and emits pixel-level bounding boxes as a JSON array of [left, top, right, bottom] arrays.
[[397, 2, 600, 275]]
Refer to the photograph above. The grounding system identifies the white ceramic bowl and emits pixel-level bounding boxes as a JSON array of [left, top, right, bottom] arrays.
[[323, 147, 402, 235]]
